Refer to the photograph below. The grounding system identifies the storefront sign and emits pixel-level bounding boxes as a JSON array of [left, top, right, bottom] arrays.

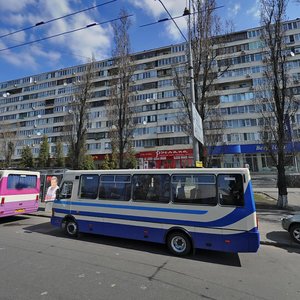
[[137, 149, 193, 159]]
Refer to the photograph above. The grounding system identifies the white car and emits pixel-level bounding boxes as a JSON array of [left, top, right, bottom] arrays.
[[281, 214, 300, 244]]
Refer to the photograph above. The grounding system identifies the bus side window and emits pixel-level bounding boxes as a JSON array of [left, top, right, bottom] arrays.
[[79, 175, 99, 199], [59, 182, 73, 199], [172, 174, 217, 205], [217, 174, 244, 206], [132, 174, 170, 203], [99, 175, 131, 201]]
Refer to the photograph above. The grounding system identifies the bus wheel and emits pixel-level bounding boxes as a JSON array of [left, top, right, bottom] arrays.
[[167, 231, 191, 256], [65, 219, 78, 238]]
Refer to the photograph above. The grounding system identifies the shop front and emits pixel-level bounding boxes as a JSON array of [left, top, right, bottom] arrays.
[[209, 142, 300, 172], [136, 149, 194, 169]]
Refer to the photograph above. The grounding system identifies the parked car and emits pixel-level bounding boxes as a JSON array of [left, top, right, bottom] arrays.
[[281, 214, 300, 244]]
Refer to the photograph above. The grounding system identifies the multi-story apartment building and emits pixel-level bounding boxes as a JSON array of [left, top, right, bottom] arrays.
[[1, 19, 300, 172]]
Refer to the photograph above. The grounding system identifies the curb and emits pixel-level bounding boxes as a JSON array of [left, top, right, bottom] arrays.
[[26, 212, 51, 218], [260, 240, 300, 250]]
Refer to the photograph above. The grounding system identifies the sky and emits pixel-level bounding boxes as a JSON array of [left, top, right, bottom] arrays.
[[0, 0, 299, 82]]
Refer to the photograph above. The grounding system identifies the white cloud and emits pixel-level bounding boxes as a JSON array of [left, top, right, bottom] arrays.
[[246, 0, 260, 20], [0, 0, 112, 72], [0, 0, 36, 12], [228, 3, 241, 17], [0, 38, 61, 70], [129, 0, 188, 41]]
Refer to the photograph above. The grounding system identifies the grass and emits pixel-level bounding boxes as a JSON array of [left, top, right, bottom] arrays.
[[254, 192, 277, 208]]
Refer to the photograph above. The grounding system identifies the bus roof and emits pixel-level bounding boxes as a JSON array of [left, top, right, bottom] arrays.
[[0, 169, 40, 177], [63, 168, 250, 176]]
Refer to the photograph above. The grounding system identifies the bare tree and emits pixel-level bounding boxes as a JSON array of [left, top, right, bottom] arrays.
[[174, 0, 232, 166], [65, 60, 95, 170], [107, 9, 136, 169], [259, 0, 300, 208]]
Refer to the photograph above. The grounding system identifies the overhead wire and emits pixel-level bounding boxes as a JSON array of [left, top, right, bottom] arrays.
[[0, 0, 117, 39], [155, 0, 188, 42], [140, 4, 224, 38], [0, 15, 133, 53]]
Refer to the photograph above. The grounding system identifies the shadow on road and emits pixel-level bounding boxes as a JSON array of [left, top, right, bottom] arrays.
[[266, 231, 300, 253], [257, 209, 286, 224], [0, 215, 30, 225], [23, 222, 241, 267]]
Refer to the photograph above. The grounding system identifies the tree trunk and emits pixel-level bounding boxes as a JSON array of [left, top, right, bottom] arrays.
[[277, 150, 288, 208]]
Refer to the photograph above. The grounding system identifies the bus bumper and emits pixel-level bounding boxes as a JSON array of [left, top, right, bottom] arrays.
[[192, 228, 260, 253]]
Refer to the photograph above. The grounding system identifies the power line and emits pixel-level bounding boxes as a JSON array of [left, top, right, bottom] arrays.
[[140, 12, 195, 28], [0, 15, 133, 53], [156, 0, 187, 42], [0, 0, 117, 39], [140, 4, 224, 41]]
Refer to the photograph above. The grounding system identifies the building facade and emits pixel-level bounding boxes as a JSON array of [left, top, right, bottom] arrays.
[[1, 19, 300, 172]]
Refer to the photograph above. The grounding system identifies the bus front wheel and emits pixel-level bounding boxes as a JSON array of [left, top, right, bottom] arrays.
[[64, 219, 78, 238], [167, 231, 191, 256]]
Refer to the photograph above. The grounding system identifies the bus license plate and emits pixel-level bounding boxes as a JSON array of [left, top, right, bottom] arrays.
[[15, 209, 25, 213]]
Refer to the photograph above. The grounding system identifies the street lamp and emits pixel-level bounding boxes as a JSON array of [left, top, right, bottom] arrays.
[[183, 2, 201, 164]]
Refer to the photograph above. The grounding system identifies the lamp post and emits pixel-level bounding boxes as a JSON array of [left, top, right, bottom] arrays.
[[183, 2, 200, 165]]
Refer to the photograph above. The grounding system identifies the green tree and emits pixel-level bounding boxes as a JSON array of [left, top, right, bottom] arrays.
[[124, 145, 137, 169], [38, 135, 50, 168], [53, 139, 65, 167], [101, 154, 111, 170], [81, 155, 95, 170], [21, 145, 34, 168], [0, 122, 17, 168]]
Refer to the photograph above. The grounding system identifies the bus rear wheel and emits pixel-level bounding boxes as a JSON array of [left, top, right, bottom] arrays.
[[64, 219, 78, 238], [167, 231, 191, 256]]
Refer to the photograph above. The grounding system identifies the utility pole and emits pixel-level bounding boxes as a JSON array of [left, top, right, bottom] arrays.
[[184, 2, 200, 164]]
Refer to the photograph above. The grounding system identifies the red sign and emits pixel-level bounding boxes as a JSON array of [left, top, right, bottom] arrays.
[[137, 149, 193, 159]]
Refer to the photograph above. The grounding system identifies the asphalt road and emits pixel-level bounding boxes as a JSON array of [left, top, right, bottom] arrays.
[[0, 215, 299, 300]]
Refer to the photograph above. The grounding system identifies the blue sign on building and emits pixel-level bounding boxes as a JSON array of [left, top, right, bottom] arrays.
[[208, 142, 300, 155]]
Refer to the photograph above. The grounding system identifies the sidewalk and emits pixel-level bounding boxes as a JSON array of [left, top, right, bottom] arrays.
[[254, 187, 300, 211], [257, 209, 300, 249], [254, 187, 300, 249]]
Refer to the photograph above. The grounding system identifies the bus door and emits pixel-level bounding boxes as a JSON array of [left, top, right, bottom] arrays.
[[56, 181, 73, 212]]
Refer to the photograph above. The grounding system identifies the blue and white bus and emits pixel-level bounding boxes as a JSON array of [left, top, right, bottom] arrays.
[[51, 168, 259, 256]]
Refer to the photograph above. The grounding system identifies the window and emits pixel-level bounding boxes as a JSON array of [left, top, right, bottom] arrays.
[[132, 174, 170, 203], [79, 175, 99, 199], [59, 182, 73, 199], [172, 174, 217, 205], [7, 174, 37, 189], [99, 175, 131, 201], [218, 174, 244, 206]]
